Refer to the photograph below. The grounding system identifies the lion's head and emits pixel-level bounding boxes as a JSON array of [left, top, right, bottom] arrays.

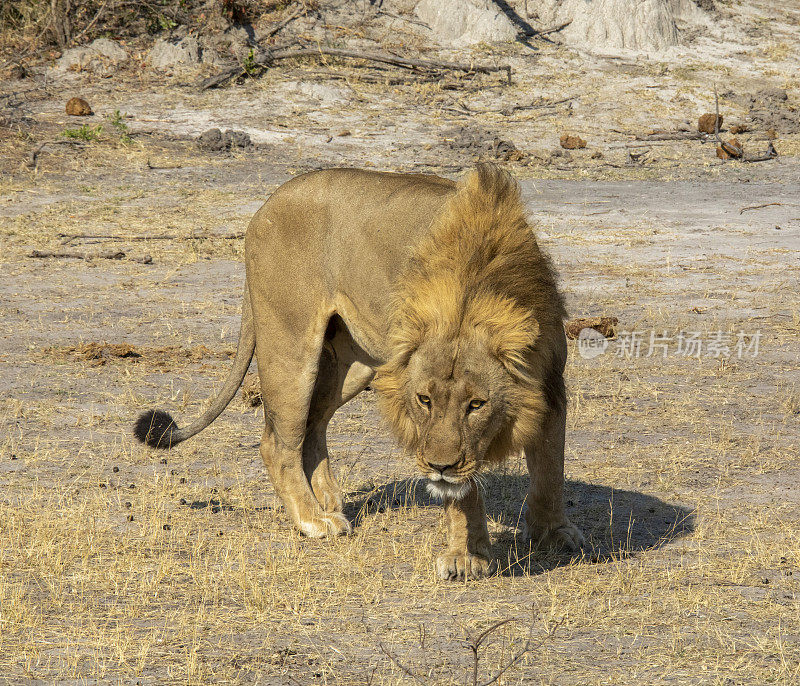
[[373, 165, 566, 499]]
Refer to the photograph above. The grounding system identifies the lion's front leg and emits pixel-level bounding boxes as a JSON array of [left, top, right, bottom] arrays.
[[436, 486, 496, 580], [523, 398, 584, 552]]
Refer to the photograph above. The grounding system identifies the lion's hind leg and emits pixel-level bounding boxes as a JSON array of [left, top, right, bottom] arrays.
[[303, 316, 375, 514], [253, 310, 351, 538]]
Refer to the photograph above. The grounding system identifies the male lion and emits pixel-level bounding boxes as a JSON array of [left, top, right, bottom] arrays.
[[134, 164, 584, 580]]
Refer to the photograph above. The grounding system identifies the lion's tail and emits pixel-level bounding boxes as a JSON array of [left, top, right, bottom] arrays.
[[133, 285, 256, 449]]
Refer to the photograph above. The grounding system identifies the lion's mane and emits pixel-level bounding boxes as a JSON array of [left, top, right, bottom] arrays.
[[373, 164, 566, 463]]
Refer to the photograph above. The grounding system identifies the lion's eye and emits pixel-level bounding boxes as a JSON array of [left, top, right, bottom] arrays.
[[468, 399, 486, 411], [417, 394, 431, 408]]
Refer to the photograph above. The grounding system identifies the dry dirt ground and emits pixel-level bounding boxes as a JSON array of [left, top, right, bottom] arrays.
[[1, 1, 800, 684]]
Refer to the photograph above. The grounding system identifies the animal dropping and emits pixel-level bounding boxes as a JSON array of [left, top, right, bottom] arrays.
[[698, 113, 722, 133], [560, 133, 587, 149], [66, 97, 93, 116]]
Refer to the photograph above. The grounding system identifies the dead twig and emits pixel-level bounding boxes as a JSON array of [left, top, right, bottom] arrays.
[[710, 83, 777, 163], [68, 0, 109, 46], [635, 131, 704, 141], [741, 141, 779, 162], [512, 95, 576, 111], [713, 83, 723, 145], [28, 139, 85, 168], [146, 159, 183, 170], [475, 616, 565, 686], [444, 95, 577, 117], [28, 249, 152, 264], [260, 4, 308, 41], [56, 232, 244, 243], [533, 20, 571, 37], [377, 642, 427, 686], [200, 46, 512, 90], [739, 202, 784, 214], [377, 9, 431, 29]]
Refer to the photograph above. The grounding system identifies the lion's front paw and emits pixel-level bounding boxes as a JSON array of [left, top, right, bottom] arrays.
[[436, 551, 497, 581], [298, 512, 352, 538], [523, 514, 585, 552]]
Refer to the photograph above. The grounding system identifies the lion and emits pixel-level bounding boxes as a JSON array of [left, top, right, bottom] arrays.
[[134, 164, 584, 580]]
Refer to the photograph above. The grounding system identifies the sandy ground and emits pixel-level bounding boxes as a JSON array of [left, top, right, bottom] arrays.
[[1, 1, 800, 683]]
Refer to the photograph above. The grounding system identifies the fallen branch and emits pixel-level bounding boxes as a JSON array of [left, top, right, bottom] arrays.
[[635, 131, 704, 141], [741, 141, 779, 163], [377, 9, 431, 29], [146, 159, 182, 170], [28, 249, 152, 264], [56, 232, 244, 243], [200, 46, 512, 90], [533, 20, 571, 37], [445, 95, 577, 117], [739, 202, 783, 214], [708, 85, 777, 163], [377, 642, 427, 686], [68, 0, 109, 46], [28, 140, 85, 168], [260, 4, 308, 41]]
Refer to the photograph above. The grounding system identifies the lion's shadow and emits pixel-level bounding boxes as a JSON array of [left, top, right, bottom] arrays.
[[344, 474, 695, 576]]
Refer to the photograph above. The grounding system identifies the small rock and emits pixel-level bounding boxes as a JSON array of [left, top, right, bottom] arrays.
[[197, 128, 253, 153], [766, 128, 777, 140], [162, 524, 171, 531], [560, 134, 587, 149], [729, 124, 748, 134], [66, 97, 93, 116], [590, 150, 604, 159], [565, 317, 618, 340], [698, 113, 723, 134], [112, 465, 119, 473], [549, 148, 572, 162], [127, 514, 134, 522], [125, 501, 132, 508]]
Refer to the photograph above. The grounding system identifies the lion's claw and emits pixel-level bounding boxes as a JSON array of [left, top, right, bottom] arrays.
[[436, 552, 497, 581], [298, 512, 352, 538], [522, 512, 585, 552]]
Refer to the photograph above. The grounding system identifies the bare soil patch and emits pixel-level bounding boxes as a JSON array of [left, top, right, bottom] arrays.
[[1, 1, 799, 683]]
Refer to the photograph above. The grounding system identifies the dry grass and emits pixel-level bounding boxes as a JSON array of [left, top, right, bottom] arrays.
[[1, 53, 800, 683]]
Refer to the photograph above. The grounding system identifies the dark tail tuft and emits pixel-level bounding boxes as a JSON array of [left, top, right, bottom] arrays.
[[134, 409, 177, 449]]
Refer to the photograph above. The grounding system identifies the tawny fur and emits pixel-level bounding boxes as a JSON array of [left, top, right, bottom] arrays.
[[373, 165, 565, 465], [131, 164, 580, 573]]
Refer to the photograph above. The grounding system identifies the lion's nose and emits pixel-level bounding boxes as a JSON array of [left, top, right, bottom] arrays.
[[428, 463, 450, 474]]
